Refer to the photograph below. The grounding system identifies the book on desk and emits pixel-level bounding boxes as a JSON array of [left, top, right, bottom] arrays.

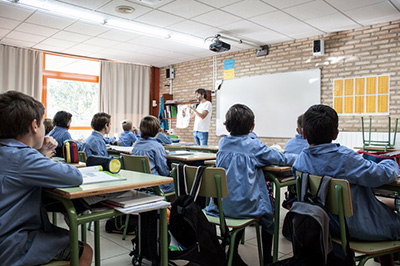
[[79, 166, 126, 185]]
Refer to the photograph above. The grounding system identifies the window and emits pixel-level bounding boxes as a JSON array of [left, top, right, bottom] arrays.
[[333, 75, 389, 115], [42, 53, 100, 139]]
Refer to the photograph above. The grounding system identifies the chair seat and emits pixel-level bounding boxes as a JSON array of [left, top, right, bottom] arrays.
[[42, 261, 69, 266], [203, 210, 257, 228], [332, 236, 400, 255]]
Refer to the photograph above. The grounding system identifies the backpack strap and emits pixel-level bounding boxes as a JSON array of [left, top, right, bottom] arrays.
[[189, 165, 206, 201], [300, 172, 332, 206], [176, 164, 188, 196]]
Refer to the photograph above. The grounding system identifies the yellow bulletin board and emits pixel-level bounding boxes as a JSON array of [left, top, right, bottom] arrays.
[[333, 75, 389, 115]]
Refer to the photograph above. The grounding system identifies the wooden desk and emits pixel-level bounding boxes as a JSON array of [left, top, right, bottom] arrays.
[[164, 144, 219, 153], [45, 170, 173, 266], [354, 146, 398, 152], [107, 145, 132, 155], [166, 151, 216, 164], [262, 165, 294, 262]]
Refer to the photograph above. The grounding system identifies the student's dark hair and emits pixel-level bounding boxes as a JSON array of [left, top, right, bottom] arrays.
[[44, 118, 54, 135], [195, 88, 207, 99], [297, 114, 304, 132], [53, 111, 72, 129], [140, 115, 160, 139], [303, 104, 338, 145], [224, 104, 254, 136], [122, 120, 132, 131], [91, 112, 111, 131], [0, 90, 45, 138]]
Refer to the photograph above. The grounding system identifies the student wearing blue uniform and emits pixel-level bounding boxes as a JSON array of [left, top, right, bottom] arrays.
[[206, 104, 297, 265], [131, 116, 174, 193], [284, 114, 309, 154], [119, 119, 137, 146], [81, 112, 111, 157], [292, 104, 400, 265], [48, 111, 72, 157], [156, 130, 173, 145], [0, 91, 92, 266]]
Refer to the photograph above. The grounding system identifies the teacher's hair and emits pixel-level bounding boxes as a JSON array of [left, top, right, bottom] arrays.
[[195, 88, 207, 99]]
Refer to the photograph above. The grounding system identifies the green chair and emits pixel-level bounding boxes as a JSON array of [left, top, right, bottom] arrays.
[[78, 151, 87, 163], [171, 164, 263, 266], [42, 260, 69, 266], [295, 171, 400, 266]]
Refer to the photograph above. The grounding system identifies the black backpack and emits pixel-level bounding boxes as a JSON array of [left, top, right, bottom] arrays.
[[274, 173, 354, 266], [168, 165, 226, 266]]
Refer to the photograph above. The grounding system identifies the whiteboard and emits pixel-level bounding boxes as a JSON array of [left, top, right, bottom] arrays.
[[216, 69, 321, 138]]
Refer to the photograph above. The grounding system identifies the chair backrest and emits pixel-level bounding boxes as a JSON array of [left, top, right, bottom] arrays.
[[78, 151, 87, 163], [171, 163, 228, 198], [121, 154, 151, 174], [295, 171, 353, 217]]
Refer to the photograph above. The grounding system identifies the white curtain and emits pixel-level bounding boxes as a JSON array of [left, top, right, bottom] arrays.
[[0, 44, 42, 99], [100, 61, 150, 137]]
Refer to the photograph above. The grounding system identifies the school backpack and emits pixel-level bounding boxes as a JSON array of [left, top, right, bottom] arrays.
[[168, 165, 226, 266], [63, 139, 80, 163], [273, 173, 354, 266]]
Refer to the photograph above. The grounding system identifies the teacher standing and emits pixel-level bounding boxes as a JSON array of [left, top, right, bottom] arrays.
[[190, 88, 212, 145]]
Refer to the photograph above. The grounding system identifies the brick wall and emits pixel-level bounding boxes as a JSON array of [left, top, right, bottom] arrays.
[[159, 20, 400, 147]]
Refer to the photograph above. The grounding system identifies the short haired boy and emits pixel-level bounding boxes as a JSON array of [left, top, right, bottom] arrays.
[[284, 114, 309, 154], [48, 110, 73, 157], [206, 104, 297, 265], [131, 116, 174, 193], [81, 112, 111, 157], [292, 104, 400, 242], [119, 120, 137, 146], [0, 91, 92, 265]]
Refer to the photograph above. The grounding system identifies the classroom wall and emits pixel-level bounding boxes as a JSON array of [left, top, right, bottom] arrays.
[[159, 19, 400, 147]]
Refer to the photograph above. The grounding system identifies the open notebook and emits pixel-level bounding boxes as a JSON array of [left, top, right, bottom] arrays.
[[79, 166, 126, 185]]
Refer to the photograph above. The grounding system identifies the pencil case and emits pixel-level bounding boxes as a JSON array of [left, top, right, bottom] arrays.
[[86, 155, 122, 174]]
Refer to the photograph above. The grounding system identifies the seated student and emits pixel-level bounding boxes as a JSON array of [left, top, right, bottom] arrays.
[[284, 114, 309, 154], [131, 116, 174, 193], [119, 119, 137, 146], [292, 104, 400, 266], [81, 112, 111, 157], [156, 129, 173, 145], [48, 111, 73, 157], [206, 104, 297, 265], [0, 91, 92, 266], [44, 118, 54, 135]]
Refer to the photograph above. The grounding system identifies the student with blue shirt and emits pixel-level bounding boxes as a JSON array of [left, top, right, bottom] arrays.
[[292, 104, 400, 266], [119, 119, 137, 146], [206, 104, 297, 265], [156, 130, 173, 145], [48, 111, 73, 157], [131, 116, 174, 193], [81, 112, 111, 157], [0, 91, 92, 266], [284, 114, 309, 154]]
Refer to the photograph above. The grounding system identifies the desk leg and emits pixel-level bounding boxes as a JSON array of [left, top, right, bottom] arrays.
[[160, 208, 168, 266], [64, 203, 80, 266], [95, 220, 101, 266], [272, 180, 281, 263]]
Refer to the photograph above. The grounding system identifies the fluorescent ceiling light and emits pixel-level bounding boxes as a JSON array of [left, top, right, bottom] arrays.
[[14, 0, 105, 24], [169, 34, 210, 49], [106, 19, 170, 39]]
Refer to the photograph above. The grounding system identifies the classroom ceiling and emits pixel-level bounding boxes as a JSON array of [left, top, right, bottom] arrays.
[[0, 0, 400, 67]]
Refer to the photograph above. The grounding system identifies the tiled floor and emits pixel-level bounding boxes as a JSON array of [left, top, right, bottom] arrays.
[[54, 187, 381, 266]]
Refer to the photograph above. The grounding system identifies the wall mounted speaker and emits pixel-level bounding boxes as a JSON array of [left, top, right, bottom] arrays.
[[313, 39, 324, 56]]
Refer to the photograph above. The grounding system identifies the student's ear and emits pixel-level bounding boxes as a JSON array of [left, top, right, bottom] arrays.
[[250, 123, 255, 132], [30, 119, 39, 134], [302, 128, 306, 140], [296, 128, 301, 134], [333, 129, 339, 140]]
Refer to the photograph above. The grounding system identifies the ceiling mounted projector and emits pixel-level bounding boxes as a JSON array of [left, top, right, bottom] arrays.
[[209, 39, 231, 52]]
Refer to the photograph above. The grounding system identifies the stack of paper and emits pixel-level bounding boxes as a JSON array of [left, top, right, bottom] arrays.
[[105, 190, 170, 214], [79, 166, 126, 185]]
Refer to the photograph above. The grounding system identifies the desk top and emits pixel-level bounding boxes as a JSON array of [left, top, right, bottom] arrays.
[[166, 152, 216, 162], [164, 144, 219, 153], [263, 165, 292, 172], [45, 170, 173, 199], [107, 145, 132, 154], [353, 146, 398, 152]]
